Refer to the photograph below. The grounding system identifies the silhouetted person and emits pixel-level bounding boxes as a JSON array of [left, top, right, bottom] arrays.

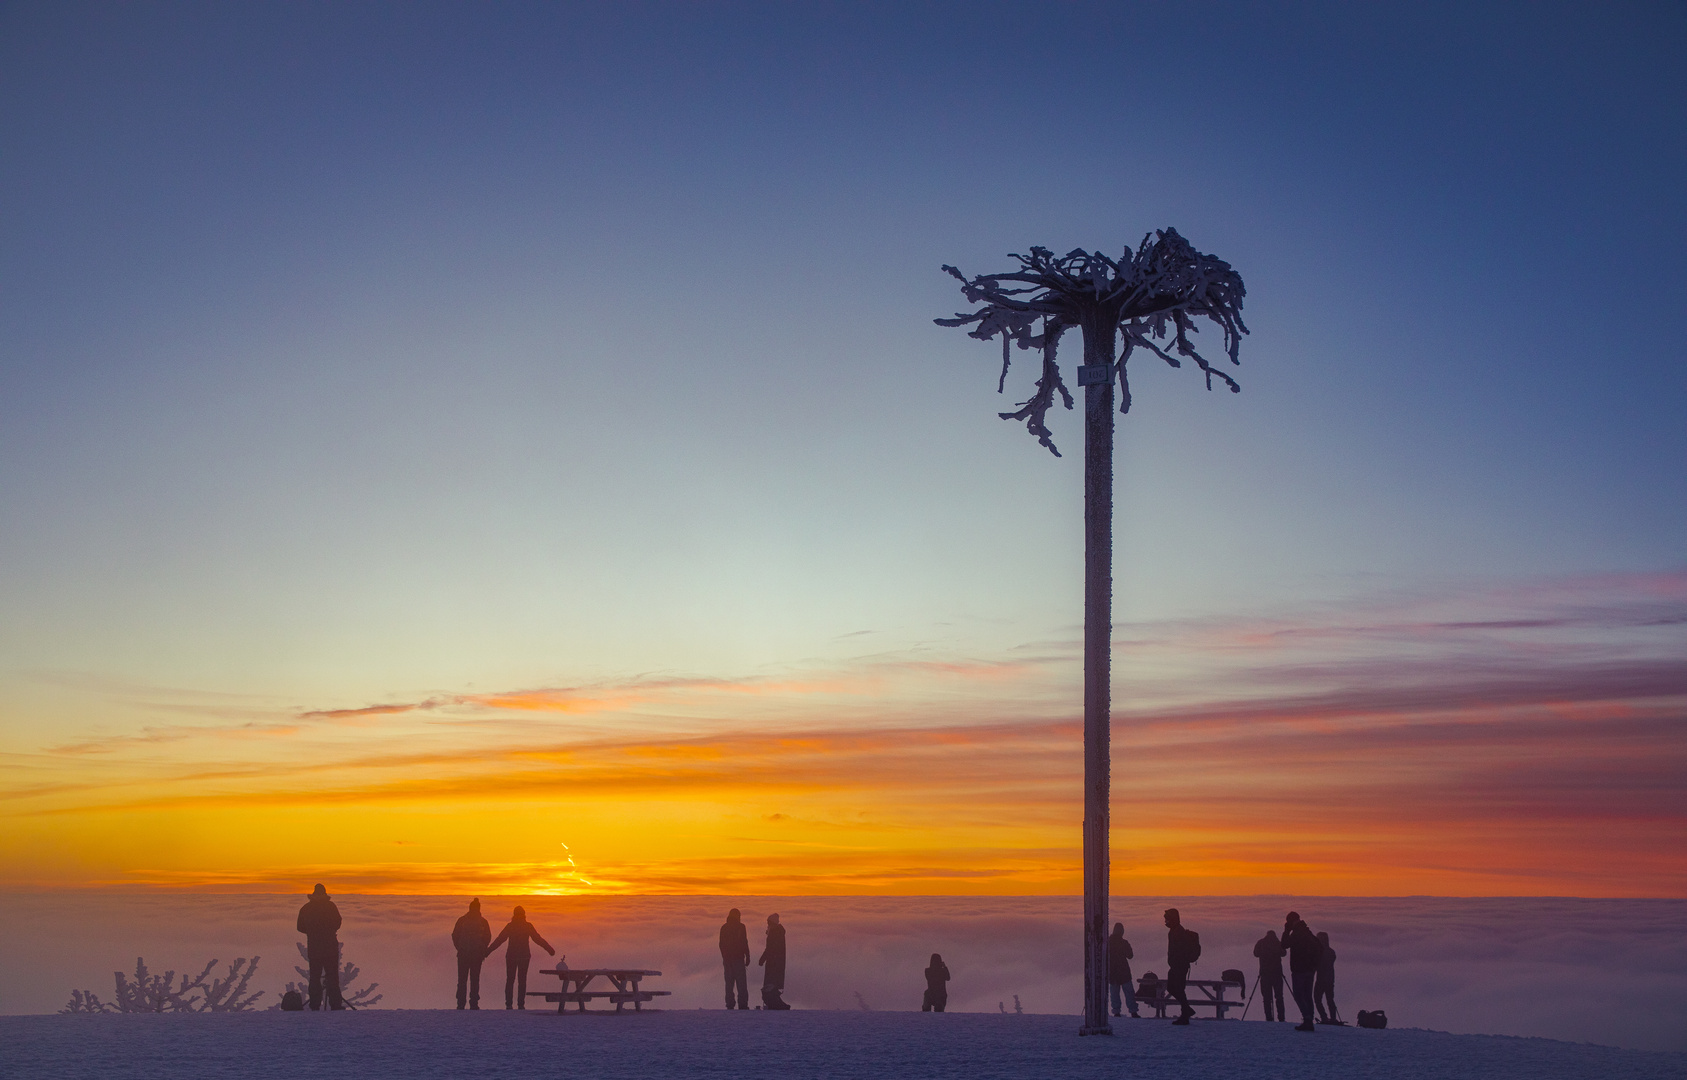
[[296, 883, 344, 1011], [1163, 908, 1200, 1025], [922, 953, 950, 1012], [1253, 929, 1287, 1022], [1314, 930, 1341, 1023], [1282, 911, 1322, 1031], [1107, 923, 1139, 1018], [487, 905, 555, 1010], [719, 908, 751, 1010], [758, 912, 789, 1009], [452, 898, 492, 1010]]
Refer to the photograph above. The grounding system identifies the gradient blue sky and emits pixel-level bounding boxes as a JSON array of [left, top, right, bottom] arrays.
[[1, 2, 1683, 893]]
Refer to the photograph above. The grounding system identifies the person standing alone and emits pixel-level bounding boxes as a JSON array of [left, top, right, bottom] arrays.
[[1253, 929, 1287, 1022], [452, 898, 491, 1010], [487, 905, 556, 1010], [1281, 911, 1321, 1032], [1107, 923, 1139, 1018], [1163, 908, 1201, 1025], [296, 883, 344, 1011], [922, 953, 950, 1012], [719, 908, 751, 1010], [758, 912, 789, 1009]]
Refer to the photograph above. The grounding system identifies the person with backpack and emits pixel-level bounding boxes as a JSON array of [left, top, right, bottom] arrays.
[[1253, 929, 1287, 1022], [1281, 911, 1322, 1032], [1163, 908, 1200, 1025], [486, 905, 556, 1010], [451, 898, 492, 1010], [1107, 923, 1139, 1018]]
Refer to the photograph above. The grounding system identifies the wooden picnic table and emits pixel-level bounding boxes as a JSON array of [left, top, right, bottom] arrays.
[[1136, 977, 1247, 1019], [531, 968, 669, 1013]]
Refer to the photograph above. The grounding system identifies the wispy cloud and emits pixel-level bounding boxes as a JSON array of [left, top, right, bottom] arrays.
[[5, 569, 1683, 895]]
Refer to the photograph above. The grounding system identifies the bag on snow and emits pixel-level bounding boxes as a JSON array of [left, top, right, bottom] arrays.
[[1356, 1009, 1387, 1029]]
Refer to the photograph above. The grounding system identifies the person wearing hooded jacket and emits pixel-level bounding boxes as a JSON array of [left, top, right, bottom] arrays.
[[1281, 911, 1322, 1031], [1107, 923, 1139, 1018], [758, 912, 789, 1009], [719, 908, 751, 1010], [452, 898, 492, 1009], [1253, 929, 1288, 1022], [487, 905, 555, 1009], [296, 883, 344, 1011]]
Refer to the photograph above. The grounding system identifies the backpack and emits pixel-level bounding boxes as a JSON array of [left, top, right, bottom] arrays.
[[280, 990, 305, 1012], [1357, 1009, 1387, 1029], [1170, 927, 1202, 966]]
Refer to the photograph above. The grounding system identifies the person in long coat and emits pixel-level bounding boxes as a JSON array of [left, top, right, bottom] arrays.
[[1107, 923, 1138, 1018], [719, 908, 751, 1010], [296, 883, 344, 1011], [452, 898, 492, 1009], [487, 905, 555, 1010], [758, 912, 789, 1009]]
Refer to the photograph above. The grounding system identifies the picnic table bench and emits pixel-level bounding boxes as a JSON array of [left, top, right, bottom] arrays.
[[530, 968, 669, 1013], [1136, 977, 1247, 1020]]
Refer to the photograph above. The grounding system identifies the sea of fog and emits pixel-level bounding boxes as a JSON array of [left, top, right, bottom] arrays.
[[2, 894, 1681, 1053]]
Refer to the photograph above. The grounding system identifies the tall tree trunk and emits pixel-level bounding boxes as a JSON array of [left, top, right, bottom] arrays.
[[1079, 311, 1114, 1036]]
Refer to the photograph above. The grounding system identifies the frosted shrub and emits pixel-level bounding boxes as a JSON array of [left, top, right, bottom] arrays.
[[61, 956, 264, 1013]]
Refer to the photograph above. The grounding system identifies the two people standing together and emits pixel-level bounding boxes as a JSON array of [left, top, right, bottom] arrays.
[[451, 900, 556, 1010], [718, 908, 789, 1009]]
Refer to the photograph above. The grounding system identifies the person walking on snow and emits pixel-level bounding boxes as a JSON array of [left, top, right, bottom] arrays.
[[719, 908, 751, 1010], [1163, 908, 1201, 1025], [1107, 923, 1139, 1018], [451, 898, 492, 1010], [1253, 929, 1287, 1022], [487, 905, 555, 1010], [296, 883, 344, 1011], [1282, 911, 1322, 1032]]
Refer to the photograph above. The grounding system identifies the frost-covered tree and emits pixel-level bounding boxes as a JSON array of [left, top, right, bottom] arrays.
[[937, 230, 1248, 1036], [62, 956, 264, 1013], [280, 942, 383, 1009]]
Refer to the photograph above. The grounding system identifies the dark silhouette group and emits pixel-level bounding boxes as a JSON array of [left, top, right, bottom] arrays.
[[1256, 911, 1340, 1030], [295, 884, 1349, 1023]]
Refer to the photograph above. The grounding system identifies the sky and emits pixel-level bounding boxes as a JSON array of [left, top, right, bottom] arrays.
[[1, 2, 1683, 897]]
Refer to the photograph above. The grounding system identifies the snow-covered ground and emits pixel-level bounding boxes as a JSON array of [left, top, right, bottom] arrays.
[[6, 1009, 1685, 1080]]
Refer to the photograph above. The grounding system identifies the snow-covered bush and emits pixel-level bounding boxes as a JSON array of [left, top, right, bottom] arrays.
[[61, 956, 264, 1013]]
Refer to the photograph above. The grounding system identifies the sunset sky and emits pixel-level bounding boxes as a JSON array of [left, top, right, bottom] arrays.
[[2, 3, 1683, 898]]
